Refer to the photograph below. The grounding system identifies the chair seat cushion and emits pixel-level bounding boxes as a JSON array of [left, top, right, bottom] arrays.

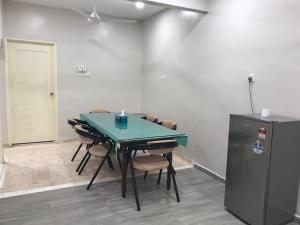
[[78, 135, 94, 145], [133, 155, 169, 171], [89, 143, 111, 157]]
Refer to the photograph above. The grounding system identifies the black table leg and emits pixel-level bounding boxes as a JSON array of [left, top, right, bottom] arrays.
[[121, 144, 129, 198], [117, 149, 122, 171], [167, 152, 173, 190]]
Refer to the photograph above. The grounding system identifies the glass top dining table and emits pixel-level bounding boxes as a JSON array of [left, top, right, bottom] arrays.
[[80, 112, 188, 198], [80, 113, 188, 146]]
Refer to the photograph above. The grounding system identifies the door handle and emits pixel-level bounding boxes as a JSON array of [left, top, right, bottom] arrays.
[[50, 92, 55, 96]]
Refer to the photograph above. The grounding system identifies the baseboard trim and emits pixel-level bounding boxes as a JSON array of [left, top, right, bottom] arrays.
[[0, 163, 7, 189], [59, 138, 78, 143], [193, 163, 224, 183], [0, 163, 3, 179], [3, 144, 10, 148], [2, 138, 79, 147], [193, 163, 300, 224], [294, 214, 300, 223]]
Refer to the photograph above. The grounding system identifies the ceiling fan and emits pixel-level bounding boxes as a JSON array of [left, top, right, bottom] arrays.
[[70, 0, 138, 24]]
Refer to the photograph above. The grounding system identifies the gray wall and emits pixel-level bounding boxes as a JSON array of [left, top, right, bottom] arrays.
[[141, 0, 300, 215], [0, 0, 2, 39], [0, 0, 142, 142], [0, 0, 3, 162], [2, 0, 300, 216]]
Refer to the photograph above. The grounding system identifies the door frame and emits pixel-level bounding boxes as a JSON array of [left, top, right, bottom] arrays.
[[4, 38, 58, 146]]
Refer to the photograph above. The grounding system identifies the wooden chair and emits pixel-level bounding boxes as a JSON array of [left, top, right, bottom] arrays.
[[145, 114, 159, 123], [143, 120, 177, 178], [130, 140, 180, 211], [157, 120, 177, 130], [74, 125, 114, 190], [89, 108, 110, 113], [67, 118, 92, 162], [132, 114, 159, 158], [89, 108, 124, 172]]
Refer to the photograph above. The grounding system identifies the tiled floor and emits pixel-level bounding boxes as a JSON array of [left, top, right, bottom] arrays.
[[0, 168, 298, 225], [0, 141, 192, 193]]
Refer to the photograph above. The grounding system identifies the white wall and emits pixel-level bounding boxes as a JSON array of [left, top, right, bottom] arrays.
[[0, 0, 142, 143], [2, 0, 300, 215], [0, 0, 2, 40], [0, 0, 3, 162], [141, 0, 300, 215]]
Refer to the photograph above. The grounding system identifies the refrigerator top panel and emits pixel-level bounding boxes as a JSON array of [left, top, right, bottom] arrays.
[[231, 114, 299, 123]]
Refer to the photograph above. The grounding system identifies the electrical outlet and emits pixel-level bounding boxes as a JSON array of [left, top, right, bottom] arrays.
[[161, 74, 166, 81], [248, 74, 255, 83]]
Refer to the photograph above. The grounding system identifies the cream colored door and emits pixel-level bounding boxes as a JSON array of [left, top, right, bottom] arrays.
[[5, 39, 57, 145]]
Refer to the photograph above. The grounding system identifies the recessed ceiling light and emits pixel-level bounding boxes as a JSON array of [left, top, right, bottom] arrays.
[[135, 1, 145, 9]]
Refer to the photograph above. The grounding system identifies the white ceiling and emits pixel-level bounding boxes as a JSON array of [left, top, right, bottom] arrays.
[[10, 0, 166, 20]]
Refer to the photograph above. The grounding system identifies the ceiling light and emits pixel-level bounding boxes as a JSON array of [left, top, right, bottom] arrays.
[[90, 10, 98, 18], [181, 11, 197, 17], [180, 10, 200, 19], [135, 1, 145, 9]]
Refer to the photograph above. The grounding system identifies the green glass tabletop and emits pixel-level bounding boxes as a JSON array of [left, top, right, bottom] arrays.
[[80, 113, 188, 147]]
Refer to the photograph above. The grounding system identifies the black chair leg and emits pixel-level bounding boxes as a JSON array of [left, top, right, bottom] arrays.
[[144, 171, 148, 179], [129, 159, 140, 211], [76, 151, 89, 172], [171, 171, 180, 202], [164, 154, 177, 175], [133, 149, 138, 158], [87, 149, 112, 190], [167, 154, 172, 190], [71, 143, 82, 161], [107, 156, 114, 170], [78, 153, 91, 175], [157, 169, 162, 185]]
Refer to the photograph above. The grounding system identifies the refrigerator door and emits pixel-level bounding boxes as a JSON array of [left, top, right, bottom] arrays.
[[225, 115, 273, 225]]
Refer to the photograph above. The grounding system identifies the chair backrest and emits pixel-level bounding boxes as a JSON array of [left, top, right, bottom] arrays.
[[89, 108, 110, 113], [148, 120, 177, 155], [161, 120, 177, 130], [146, 114, 159, 123], [68, 118, 78, 127], [68, 118, 87, 129], [74, 125, 105, 143], [138, 139, 178, 155]]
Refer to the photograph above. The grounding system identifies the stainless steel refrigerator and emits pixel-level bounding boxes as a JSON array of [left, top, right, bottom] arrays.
[[225, 114, 300, 225]]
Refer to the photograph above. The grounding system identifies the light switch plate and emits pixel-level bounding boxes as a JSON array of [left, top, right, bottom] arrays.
[[77, 65, 90, 77]]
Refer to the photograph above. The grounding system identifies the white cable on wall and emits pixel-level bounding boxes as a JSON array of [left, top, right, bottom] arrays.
[[248, 76, 255, 114]]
